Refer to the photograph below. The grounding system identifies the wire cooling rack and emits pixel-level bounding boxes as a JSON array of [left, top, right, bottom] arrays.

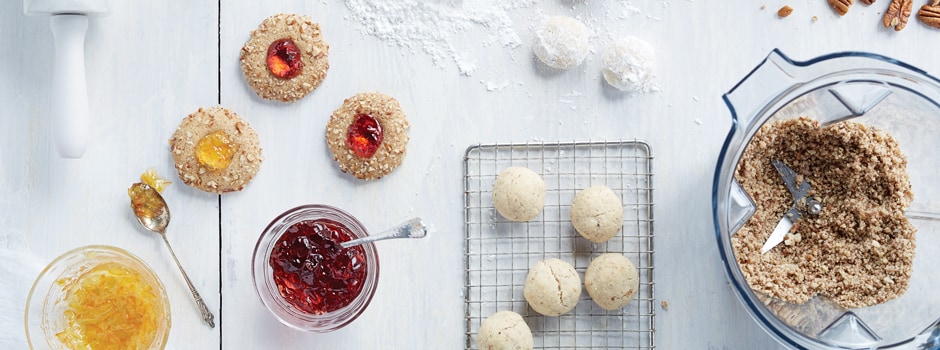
[[463, 140, 655, 349]]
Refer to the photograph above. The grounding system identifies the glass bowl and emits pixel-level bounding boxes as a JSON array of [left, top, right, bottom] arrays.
[[25, 245, 171, 350], [252, 204, 380, 333], [714, 50, 940, 349]]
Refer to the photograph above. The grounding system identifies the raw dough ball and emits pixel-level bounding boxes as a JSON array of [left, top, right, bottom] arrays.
[[492, 167, 546, 222], [524, 258, 581, 316], [477, 311, 533, 350], [533, 16, 592, 70], [585, 253, 639, 310], [570, 185, 623, 243], [601, 37, 657, 93]]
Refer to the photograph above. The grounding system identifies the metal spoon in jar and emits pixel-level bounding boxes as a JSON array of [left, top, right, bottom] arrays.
[[128, 182, 216, 328], [340, 217, 428, 249]]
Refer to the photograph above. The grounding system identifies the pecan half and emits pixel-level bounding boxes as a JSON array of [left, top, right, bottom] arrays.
[[918, 0, 940, 29], [829, 0, 854, 15], [860, 0, 875, 4], [884, 0, 913, 31]]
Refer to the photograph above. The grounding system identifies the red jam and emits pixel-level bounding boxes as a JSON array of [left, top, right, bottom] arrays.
[[269, 219, 367, 314], [346, 113, 383, 158], [266, 38, 303, 79]]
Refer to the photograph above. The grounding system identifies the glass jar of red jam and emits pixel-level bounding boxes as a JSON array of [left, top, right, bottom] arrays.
[[253, 205, 379, 332]]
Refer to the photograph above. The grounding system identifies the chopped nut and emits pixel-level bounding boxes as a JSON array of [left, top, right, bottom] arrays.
[[778, 5, 794, 17], [784, 232, 802, 246], [733, 116, 915, 309], [884, 0, 913, 31], [860, 0, 875, 4], [829, 0, 854, 16], [917, 0, 940, 29]]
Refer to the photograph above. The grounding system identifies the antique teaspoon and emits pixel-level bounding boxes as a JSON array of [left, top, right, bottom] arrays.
[[129, 182, 216, 328]]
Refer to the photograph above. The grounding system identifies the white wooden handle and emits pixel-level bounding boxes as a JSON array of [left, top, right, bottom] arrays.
[[50, 14, 89, 158]]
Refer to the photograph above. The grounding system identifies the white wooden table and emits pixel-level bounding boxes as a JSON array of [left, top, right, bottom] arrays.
[[4, 1, 939, 349]]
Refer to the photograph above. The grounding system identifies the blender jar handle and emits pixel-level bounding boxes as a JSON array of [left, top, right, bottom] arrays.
[[723, 49, 803, 131], [717, 49, 802, 237]]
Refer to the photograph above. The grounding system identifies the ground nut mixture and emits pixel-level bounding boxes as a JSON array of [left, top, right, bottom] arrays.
[[732, 116, 916, 308]]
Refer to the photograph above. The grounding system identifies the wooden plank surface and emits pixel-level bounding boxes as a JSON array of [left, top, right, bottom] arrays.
[[4, 0, 940, 349], [1, 1, 221, 348]]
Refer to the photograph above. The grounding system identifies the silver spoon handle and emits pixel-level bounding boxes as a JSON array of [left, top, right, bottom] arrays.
[[341, 217, 427, 249], [161, 234, 216, 328]]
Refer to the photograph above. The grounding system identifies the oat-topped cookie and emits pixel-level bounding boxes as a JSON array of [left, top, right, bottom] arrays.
[[326, 92, 410, 180], [240, 13, 329, 102], [169, 107, 263, 193]]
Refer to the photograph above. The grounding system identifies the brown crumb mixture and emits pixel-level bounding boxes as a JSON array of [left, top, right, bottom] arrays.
[[732, 116, 916, 308]]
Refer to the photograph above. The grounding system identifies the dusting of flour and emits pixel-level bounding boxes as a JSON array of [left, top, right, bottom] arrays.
[[344, 0, 535, 76], [343, 0, 676, 86]]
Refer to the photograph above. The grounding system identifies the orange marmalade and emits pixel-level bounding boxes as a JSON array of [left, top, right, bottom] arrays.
[[195, 130, 236, 170], [55, 262, 165, 349], [128, 183, 164, 220], [140, 168, 171, 193]]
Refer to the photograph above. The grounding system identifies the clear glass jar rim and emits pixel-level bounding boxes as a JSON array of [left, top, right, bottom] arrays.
[[252, 204, 380, 333]]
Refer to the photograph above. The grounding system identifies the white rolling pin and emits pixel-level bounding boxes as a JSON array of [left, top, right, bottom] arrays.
[[25, 0, 109, 158], [50, 14, 90, 158]]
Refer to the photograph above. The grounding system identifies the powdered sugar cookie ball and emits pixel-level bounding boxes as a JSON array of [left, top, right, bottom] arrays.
[[533, 16, 592, 70], [570, 186, 623, 243], [492, 167, 546, 222], [601, 37, 657, 93], [585, 253, 639, 310], [524, 258, 581, 316], [477, 311, 533, 350]]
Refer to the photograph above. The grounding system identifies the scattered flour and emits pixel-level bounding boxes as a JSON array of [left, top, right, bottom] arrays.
[[343, 0, 673, 88], [344, 0, 535, 75], [558, 99, 578, 110], [563, 90, 584, 98], [482, 80, 511, 92]]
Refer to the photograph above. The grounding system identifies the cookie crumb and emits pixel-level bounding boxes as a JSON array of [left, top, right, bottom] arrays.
[[778, 5, 794, 17], [660, 300, 669, 310]]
